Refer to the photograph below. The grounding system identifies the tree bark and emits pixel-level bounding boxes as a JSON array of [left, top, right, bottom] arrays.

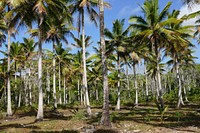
[[155, 40, 164, 108], [53, 44, 57, 110], [133, 64, 138, 106], [82, 10, 91, 116], [116, 55, 121, 110], [59, 61, 62, 104], [144, 62, 149, 102], [28, 67, 32, 106], [100, 0, 111, 127], [7, 30, 12, 116], [36, 38, 43, 121], [46, 69, 50, 105], [126, 64, 130, 98], [18, 69, 22, 108], [95, 82, 99, 101], [177, 65, 184, 109], [63, 77, 66, 105]]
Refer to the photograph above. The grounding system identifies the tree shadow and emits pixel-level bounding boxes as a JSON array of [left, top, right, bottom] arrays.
[[99, 103, 200, 131], [0, 123, 40, 130], [93, 129, 118, 133], [30, 129, 79, 133]]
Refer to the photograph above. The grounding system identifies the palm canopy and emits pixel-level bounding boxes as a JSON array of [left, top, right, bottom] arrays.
[[129, 0, 183, 53], [104, 19, 129, 58], [182, 0, 200, 5], [72, 34, 93, 49], [7, 0, 68, 33], [70, 0, 99, 33], [0, 4, 6, 47]]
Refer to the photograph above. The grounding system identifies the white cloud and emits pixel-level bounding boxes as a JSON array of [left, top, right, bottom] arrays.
[[118, 6, 141, 18], [179, 4, 200, 26]]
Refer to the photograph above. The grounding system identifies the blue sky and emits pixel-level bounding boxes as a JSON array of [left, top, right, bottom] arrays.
[[1, 0, 200, 64]]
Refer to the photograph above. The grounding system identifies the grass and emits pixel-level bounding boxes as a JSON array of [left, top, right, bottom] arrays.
[[0, 103, 200, 133]]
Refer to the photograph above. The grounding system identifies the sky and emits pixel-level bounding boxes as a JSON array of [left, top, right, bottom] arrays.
[[1, 0, 200, 64]]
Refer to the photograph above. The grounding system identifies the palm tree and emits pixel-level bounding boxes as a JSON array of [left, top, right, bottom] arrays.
[[99, 0, 111, 127], [129, 0, 182, 108], [72, 34, 93, 105], [165, 10, 195, 108], [9, 0, 69, 121], [45, 13, 72, 108], [70, 0, 99, 116], [21, 38, 36, 105], [54, 44, 72, 105], [1, 0, 14, 116], [104, 19, 129, 110]]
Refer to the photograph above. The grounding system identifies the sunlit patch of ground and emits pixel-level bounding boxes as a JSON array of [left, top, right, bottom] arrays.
[[0, 103, 199, 133]]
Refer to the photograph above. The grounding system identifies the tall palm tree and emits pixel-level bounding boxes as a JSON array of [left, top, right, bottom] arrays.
[[54, 43, 72, 105], [99, 0, 111, 127], [21, 38, 36, 105], [129, 0, 182, 108], [9, 0, 69, 121], [72, 34, 92, 105], [165, 10, 195, 108], [1, 0, 14, 116], [45, 13, 72, 108], [70, 0, 99, 116], [104, 19, 129, 110]]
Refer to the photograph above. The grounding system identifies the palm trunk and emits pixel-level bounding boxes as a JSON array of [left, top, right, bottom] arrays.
[[95, 82, 99, 101], [155, 40, 164, 108], [15, 62, 17, 107], [24, 74, 28, 106], [116, 55, 121, 110], [78, 79, 80, 102], [46, 69, 50, 105], [177, 64, 184, 108], [133, 64, 138, 106], [80, 80, 83, 104], [29, 67, 32, 106], [36, 35, 43, 121], [63, 77, 66, 105], [181, 72, 188, 102], [59, 61, 62, 104], [7, 30, 12, 116], [18, 69, 22, 108], [126, 64, 130, 98], [53, 44, 57, 110], [82, 10, 91, 116], [144, 62, 149, 102], [100, 0, 111, 127]]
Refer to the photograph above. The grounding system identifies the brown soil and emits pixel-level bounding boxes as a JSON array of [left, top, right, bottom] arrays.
[[0, 104, 200, 133]]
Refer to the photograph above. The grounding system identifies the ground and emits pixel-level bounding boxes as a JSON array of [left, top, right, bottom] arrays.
[[0, 103, 200, 133]]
